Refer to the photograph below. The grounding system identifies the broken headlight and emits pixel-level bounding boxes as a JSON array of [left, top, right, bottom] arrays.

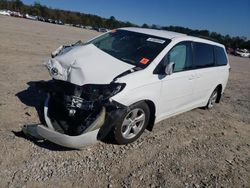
[[82, 83, 126, 101], [45, 59, 70, 81]]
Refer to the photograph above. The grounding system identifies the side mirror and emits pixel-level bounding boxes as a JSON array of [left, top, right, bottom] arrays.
[[165, 62, 175, 75]]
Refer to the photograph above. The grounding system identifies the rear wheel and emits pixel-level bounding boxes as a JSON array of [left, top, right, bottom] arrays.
[[206, 88, 219, 109], [113, 102, 150, 144]]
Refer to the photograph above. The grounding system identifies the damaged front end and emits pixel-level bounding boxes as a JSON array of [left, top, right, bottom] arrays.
[[22, 39, 136, 149], [23, 80, 127, 149]]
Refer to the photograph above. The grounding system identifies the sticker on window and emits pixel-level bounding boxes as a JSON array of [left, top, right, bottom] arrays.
[[140, 58, 150, 65], [147, 38, 165, 44]]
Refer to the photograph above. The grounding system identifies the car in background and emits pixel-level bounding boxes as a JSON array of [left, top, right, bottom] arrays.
[[37, 16, 45, 22], [25, 13, 37, 20], [57, 20, 64, 25], [10, 11, 23, 17], [46, 18, 54, 23], [235, 49, 250, 58], [0, 10, 10, 16], [85, 26, 93, 30], [73, 24, 82, 28], [98, 28, 109, 32]]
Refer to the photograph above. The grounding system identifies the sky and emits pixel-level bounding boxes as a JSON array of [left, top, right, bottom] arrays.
[[22, 0, 250, 39]]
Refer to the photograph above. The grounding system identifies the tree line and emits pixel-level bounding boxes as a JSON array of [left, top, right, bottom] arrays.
[[0, 0, 136, 27], [1, 0, 249, 49]]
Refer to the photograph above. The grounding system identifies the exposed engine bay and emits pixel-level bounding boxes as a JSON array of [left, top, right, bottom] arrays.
[[23, 79, 128, 149], [40, 79, 126, 135]]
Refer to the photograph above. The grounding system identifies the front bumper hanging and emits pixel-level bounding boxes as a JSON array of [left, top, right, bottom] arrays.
[[22, 95, 106, 149]]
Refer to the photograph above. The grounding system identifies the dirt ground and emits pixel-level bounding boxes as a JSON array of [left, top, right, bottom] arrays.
[[0, 16, 249, 188]]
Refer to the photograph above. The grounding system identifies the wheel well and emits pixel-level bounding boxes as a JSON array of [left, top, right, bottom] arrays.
[[144, 100, 156, 131], [216, 84, 222, 103]]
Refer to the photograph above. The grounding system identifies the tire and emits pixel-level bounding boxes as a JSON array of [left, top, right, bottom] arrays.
[[113, 102, 150, 144], [206, 88, 219, 109]]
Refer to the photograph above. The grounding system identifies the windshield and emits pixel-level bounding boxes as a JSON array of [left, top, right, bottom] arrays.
[[87, 29, 171, 68]]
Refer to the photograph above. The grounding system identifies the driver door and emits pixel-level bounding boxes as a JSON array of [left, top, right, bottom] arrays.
[[157, 41, 196, 119]]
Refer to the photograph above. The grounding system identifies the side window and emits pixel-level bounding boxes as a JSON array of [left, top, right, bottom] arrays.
[[214, 46, 228, 66], [169, 44, 187, 72], [193, 42, 214, 68], [157, 41, 192, 73]]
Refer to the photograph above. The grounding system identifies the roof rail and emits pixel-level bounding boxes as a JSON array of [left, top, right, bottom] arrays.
[[189, 33, 219, 43]]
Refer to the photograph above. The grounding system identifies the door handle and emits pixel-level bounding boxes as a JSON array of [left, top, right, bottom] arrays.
[[189, 73, 202, 80]]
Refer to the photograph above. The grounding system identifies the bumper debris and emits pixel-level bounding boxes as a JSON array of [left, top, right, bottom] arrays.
[[23, 106, 106, 149]]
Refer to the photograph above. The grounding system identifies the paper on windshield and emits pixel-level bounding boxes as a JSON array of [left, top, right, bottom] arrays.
[[147, 38, 165, 44]]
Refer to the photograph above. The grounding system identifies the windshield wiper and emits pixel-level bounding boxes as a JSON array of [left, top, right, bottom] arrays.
[[119, 58, 135, 65]]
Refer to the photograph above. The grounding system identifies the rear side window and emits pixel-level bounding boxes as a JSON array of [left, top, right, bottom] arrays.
[[193, 42, 214, 68], [214, 46, 227, 66]]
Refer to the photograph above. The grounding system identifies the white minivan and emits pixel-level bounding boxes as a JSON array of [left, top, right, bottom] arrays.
[[23, 28, 230, 148]]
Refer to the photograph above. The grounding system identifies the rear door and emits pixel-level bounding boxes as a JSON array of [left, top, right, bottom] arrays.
[[191, 42, 216, 104], [191, 42, 229, 105]]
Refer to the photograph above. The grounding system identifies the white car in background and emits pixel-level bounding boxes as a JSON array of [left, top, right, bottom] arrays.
[[25, 13, 37, 20], [23, 28, 230, 149], [235, 49, 250, 58], [98, 28, 109, 32], [0, 10, 10, 16]]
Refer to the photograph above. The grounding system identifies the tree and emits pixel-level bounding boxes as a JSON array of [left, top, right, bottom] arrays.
[[151, 24, 160, 29], [109, 16, 116, 21], [198, 30, 210, 37], [13, 0, 23, 11], [142, 23, 149, 28]]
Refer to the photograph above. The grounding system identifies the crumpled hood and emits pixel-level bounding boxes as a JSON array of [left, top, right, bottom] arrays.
[[46, 44, 134, 86]]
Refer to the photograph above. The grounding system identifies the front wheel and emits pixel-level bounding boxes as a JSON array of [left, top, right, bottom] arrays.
[[113, 102, 150, 144]]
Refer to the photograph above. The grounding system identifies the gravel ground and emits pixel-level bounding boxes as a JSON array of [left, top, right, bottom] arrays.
[[0, 16, 249, 188]]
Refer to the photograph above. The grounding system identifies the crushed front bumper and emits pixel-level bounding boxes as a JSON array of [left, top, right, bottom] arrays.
[[23, 95, 106, 149], [23, 124, 100, 149], [22, 93, 127, 149]]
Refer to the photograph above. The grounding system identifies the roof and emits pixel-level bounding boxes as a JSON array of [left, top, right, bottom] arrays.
[[120, 27, 224, 48], [120, 27, 186, 39]]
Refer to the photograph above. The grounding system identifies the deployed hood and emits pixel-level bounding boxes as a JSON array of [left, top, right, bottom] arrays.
[[46, 44, 135, 86]]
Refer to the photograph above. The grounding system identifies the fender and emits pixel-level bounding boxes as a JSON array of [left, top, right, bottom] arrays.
[[111, 82, 161, 130]]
